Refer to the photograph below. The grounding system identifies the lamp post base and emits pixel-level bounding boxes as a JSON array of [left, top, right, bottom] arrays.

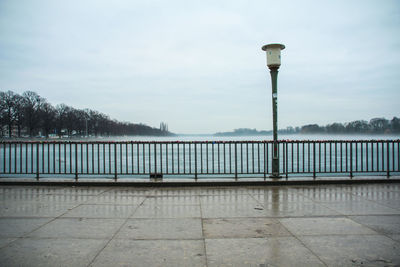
[[269, 174, 282, 179], [270, 158, 280, 179]]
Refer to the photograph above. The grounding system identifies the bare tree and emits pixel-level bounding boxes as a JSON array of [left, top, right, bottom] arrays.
[[0, 92, 7, 137], [369, 118, 389, 133], [55, 104, 69, 136], [23, 91, 45, 136], [40, 102, 56, 137], [0, 91, 18, 137], [391, 117, 400, 133], [13, 94, 25, 137]]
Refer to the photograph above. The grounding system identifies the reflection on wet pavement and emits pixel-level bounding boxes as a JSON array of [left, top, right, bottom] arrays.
[[0, 183, 399, 266]]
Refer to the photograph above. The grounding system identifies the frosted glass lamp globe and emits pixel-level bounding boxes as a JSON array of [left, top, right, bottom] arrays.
[[261, 43, 285, 68]]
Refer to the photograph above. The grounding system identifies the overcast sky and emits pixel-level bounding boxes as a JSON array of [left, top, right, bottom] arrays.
[[0, 0, 399, 134]]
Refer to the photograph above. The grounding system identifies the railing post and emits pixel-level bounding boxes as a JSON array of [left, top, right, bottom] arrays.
[[154, 143, 157, 174], [194, 143, 198, 180], [36, 143, 39, 180], [2, 143, 5, 174], [313, 142, 316, 179], [264, 142, 267, 179], [160, 143, 163, 175], [235, 143, 238, 179], [75, 143, 78, 181], [387, 141, 390, 178], [350, 141, 353, 178], [114, 143, 117, 181], [285, 142, 288, 179]]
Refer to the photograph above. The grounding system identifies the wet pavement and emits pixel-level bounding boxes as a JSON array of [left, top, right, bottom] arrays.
[[0, 183, 400, 267]]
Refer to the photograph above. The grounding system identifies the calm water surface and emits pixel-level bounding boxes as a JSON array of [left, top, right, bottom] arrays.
[[93, 134, 400, 142]]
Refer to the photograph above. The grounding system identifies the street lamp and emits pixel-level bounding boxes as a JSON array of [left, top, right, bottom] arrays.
[[261, 43, 285, 178]]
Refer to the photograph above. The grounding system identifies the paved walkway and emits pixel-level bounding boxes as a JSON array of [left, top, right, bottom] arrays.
[[0, 183, 399, 266]]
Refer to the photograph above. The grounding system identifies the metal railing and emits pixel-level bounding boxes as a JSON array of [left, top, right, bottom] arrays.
[[0, 140, 399, 180]]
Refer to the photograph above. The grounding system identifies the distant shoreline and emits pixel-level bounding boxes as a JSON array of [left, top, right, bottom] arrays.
[[213, 132, 399, 137], [2, 133, 399, 142]]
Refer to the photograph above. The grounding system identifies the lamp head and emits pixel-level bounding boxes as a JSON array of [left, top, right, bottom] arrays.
[[262, 43, 285, 68]]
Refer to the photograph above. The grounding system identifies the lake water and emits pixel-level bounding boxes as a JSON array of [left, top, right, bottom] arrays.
[[84, 134, 400, 142]]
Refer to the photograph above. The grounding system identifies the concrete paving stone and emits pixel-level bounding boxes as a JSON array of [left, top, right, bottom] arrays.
[[354, 192, 400, 208], [99, 188, 151, 196], [0, 193, 44, 202], [201, 203, 267, 218], [388, 234, 400, 241], [131, 204, 201, 218], [0, 238, 17, 249], [0, 202, 77, 217], [145, 188, 200, 197], [62, 204, 138, 218], [115, 218, 203, 239], [262, 202, 341, 217], [294, 185, 355, 195], [0, 189, 100, 204], [36, 194, 94, 204], [359, 191, 400, 201], [299, 192, 365, 202], [349, 215, 400, 235], [369, 199, 400, 210], [255, 186, 310, 193], [85, 194, 146, 205], [300, 234, 400, 267], [91, 239, 206, 267], [319, 201, 400, 215], [0, 237, 107, 267], [351, 191, 400, 199], [240, 188, 296, 196], [279, 217, 377, 236], [49, 187, 110, 195], [143, 195, 200, 205], [349, 184, 400, 194], [251, 191, 315, 203], [0, 186, 107, 197], [0, 186, 67, 195], [205, 237, 325, 267], [0, 218, 51, 238], [200, 194, 261, 206], [232, 187, 274, 195], [28, 218, 125, 239], [203, 218, 291, 238], [251, 186, 302, 192], [197, 187, 251, 196]]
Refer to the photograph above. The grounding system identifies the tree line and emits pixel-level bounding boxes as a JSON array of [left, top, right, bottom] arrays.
[[284, 117, 400, 134], [0, 90, 171, 138], [215, 117, 400, 136]]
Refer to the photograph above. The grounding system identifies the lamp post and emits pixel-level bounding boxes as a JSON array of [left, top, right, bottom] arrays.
[[261, 43, 285, 178]]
